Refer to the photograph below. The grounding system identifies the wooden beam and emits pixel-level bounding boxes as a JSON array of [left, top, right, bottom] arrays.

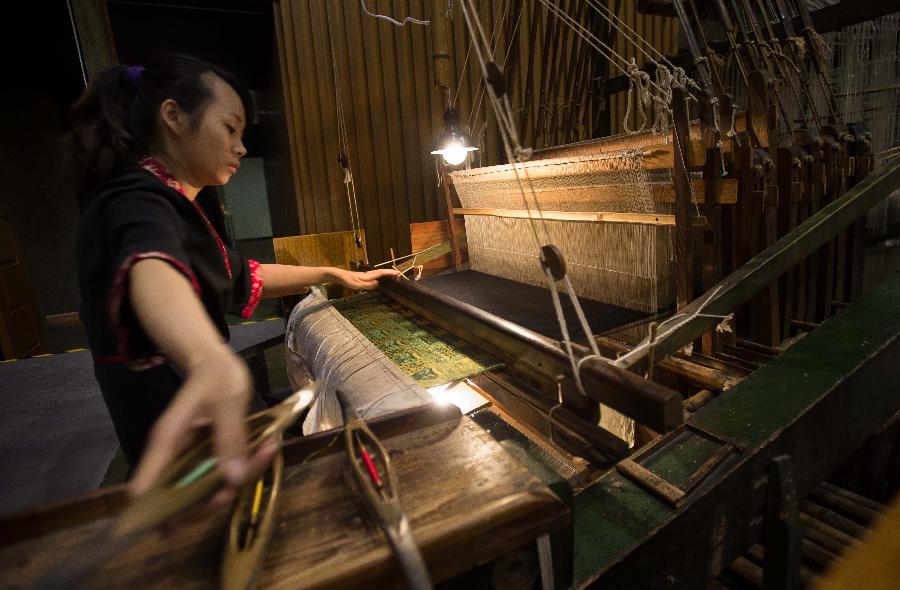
[[445, 179, 737, 207], [672, 88, 694, 311], [45, 312, 82, 328], [376, 276, 684, 432], [535, 141, 705, 170], [441, 172, 463, 271], [655, 179, 738, 204], [452, 208, 676, 226], [69, 0, 117, 80]]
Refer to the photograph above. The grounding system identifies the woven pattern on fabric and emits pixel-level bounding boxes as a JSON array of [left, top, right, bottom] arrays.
[[286, 290, 431, 434], [332, 292, 503, 388]]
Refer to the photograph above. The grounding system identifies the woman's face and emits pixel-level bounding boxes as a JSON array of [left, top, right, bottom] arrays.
[[179, 75, 248, 187]]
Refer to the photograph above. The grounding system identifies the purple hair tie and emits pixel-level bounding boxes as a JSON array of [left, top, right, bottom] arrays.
[[124, 65, 145, 87]]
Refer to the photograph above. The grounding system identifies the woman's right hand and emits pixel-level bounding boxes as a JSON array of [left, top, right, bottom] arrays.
[[129, 345, 278, 505], [127, 258, 278, 505]]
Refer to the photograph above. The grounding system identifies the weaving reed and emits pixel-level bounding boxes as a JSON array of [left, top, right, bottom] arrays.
[[451, 149, 675, 317]]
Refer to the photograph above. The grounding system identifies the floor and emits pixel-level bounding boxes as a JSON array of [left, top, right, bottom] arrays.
[[0, 319, 286, 517]]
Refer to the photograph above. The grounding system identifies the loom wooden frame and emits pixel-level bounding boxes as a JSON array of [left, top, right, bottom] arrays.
[[452, 207, 676, 226]]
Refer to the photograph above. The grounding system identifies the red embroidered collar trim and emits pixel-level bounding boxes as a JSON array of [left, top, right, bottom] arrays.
[[139, 157, 187, 197], [138, 156, 233, 279]]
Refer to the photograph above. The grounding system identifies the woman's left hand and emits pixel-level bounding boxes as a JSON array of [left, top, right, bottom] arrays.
[[331, 268, 400, 290]]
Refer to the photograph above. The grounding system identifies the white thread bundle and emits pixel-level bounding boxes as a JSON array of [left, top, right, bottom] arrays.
[[453, 149, 675, 316]]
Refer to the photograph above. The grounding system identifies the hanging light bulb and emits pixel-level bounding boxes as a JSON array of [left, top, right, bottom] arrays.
[[431, 107, 477, 166]]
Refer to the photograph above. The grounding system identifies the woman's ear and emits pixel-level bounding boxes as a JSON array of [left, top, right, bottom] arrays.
[[159, 98, 186, 136]]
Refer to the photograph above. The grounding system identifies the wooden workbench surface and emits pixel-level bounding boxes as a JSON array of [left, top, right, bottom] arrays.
[[0, 405, 568, 589]]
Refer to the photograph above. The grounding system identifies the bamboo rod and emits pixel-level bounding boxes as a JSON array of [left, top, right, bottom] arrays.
[[801, 501, 870, 540], [746, 543, 819, 583], [799, 512, 860, 547], [683, 389, 716, 412], [452, 207, 675, 225], [729, 556, 764, 588], [807, 486, 883, 526], [802, 520, 854, 557], [818, 482, 887, 515], [590, 336, 736, 392]]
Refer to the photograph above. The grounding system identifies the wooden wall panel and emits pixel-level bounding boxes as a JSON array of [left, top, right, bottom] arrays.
[[273, 1, 678, 264]]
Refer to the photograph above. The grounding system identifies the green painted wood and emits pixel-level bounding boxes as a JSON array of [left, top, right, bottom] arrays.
[[573, 270, 900, 587]]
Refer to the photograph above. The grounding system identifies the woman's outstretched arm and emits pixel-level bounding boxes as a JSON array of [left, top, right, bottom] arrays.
[[257, 264, 399, 299]]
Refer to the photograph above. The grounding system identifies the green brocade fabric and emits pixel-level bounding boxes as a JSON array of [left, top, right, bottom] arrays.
[[331, 292, 503, 388]]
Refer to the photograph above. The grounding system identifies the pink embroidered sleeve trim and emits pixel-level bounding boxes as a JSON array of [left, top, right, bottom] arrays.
[[240, 259, 264, 319], [102, 251, 201, 371]]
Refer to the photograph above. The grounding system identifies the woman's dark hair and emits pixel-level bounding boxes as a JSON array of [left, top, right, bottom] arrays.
[[64, 53, 253, 198]]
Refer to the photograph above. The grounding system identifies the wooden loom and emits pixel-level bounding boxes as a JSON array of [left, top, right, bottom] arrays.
[[3, 1, 899, 588]]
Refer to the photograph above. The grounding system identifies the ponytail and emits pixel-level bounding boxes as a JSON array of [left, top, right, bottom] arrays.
[[64, 54, 253, 200]]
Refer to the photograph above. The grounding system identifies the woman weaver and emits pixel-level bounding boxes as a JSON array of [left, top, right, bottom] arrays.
[[66, 53, 397, 502]]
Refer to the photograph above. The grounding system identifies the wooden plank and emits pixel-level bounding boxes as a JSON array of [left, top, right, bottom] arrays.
[[0, 412, 567, 589], [615, 459, 685, 507], [408, 0, 439, 221], [410, 219, 466, 276], [442, 173, 463, 270], [376, 0, 412, 257], [45, 312, 81, 328], [453, 207, 676, 225], [272, 230, 367, 270], [295, 1, 334, 235], [273, 2, 312, 234]]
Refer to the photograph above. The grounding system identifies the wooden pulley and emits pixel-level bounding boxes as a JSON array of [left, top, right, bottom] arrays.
[[540, 244, 566, 281], [486, 61, 506, 98]]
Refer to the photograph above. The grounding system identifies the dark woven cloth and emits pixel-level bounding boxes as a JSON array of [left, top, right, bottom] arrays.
[[421, 270, 647, 343]]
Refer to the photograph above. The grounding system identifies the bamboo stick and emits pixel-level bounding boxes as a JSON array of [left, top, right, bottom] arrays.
[[799, 512, 860, 547], [452, 207, 675, 225], [818, 482, 887, 515], [808, 486, 883, 526], [801, 501, 870, 540]]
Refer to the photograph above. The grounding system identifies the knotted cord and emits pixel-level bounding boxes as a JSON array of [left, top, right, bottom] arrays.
[[327, 5, 367, 264], [458, 0, 612, 400]]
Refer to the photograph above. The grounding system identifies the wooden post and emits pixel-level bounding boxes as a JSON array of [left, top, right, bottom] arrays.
[[762, 183, 781, 345], [777, 147, 804, 339], [764, 456, 801, 590], [69, 0, 118, 80], [702, 147, 724, 355], [441, 172, 463, 271], [672, 87, 694, 311], [805, 155, 825, 322]]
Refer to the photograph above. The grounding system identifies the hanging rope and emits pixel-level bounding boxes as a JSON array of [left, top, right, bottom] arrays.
[[535, 0, 687, 103], [624, 58, 652, 133], [327, 4, 367, 264], [358, 0, 429, 27], [458, 0, 611, 399]]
